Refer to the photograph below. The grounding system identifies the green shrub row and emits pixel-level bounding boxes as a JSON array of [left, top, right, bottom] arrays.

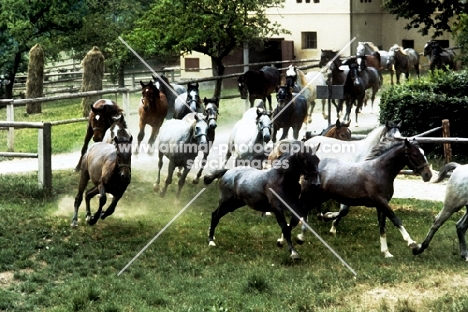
[[379, 70, 468, 157]]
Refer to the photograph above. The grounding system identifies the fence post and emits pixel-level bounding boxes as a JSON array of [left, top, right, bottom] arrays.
[[442, 119, 452, 164], [38, 122, 52, 192], [122, 88, 130, 118], [6, 101, 14, 152]]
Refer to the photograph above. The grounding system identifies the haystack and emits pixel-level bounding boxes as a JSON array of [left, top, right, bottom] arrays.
[[26, 44, 44, 114], [80, 46, 104, 116]]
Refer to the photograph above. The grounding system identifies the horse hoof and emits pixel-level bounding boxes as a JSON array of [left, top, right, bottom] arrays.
[[71, 222, 78, 228], [290, 251, 301, 260], [408, 242, 418, 249], [276, 239, 284, 247], [384, 252, 394, 258], [296, 234, 305, 244], [153, 184, 160, 192], [192, 179, 199, 185], [208, 241, 216, 247], [87, 217, 97, 226], [412, 246, 423, 255], [173, 198, 180, 205]]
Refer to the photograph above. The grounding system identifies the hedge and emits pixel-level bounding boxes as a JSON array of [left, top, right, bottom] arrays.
[[379, 70, 468, 157]]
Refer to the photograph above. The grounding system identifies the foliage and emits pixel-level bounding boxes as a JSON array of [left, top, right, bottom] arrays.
[[452, 13, 468, 67], [379, 70, 468, 157], [382, 0, 468, 37], [0, 0, 87, 97], [127, 0, 289, 97]]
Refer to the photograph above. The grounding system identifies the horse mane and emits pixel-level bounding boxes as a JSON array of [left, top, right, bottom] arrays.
[[295, 69, 309, 89], [365, 137, 402, 160], [93, 100, 123, 115], [390, 44, 409, 56], [363, 42, 379, 51], [320, 124, 335, 136]]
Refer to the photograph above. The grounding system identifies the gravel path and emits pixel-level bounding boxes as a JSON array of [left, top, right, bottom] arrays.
[[0, 98, 448, 202]]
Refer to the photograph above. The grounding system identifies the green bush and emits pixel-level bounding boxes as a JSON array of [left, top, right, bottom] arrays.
[[379, 70, 468, 157]]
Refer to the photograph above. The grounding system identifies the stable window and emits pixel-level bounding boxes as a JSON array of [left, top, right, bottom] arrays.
[[402, 40, 414, 49], [302, 32, 317, 49], [185, 58, 199, 72]]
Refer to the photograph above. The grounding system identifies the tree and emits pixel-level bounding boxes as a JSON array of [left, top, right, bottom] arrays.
[[382, 0, 468, 37], [0, 0, 86, 100], [60, 1, 153, 88], [452, 13, 468, 67], [128, 0, 289, 98]]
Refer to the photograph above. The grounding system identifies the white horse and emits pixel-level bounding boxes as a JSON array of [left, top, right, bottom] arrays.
[[222, 108, 272, 169], [413, 163, 468, 260]]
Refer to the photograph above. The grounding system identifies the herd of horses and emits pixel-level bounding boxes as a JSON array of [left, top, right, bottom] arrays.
[[71, 40, 467, 262]]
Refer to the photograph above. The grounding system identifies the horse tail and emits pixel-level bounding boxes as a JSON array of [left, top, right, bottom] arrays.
[[434, 162, 460, 183], [203, 169, 229, 185]]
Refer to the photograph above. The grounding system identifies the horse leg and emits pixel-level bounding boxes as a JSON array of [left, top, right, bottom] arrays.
[[456, 208, 468, 260], [75, 126, 93, 171], [101, 193, 124, 220], [272, 125, 278, 143], [193, 152, 207, 184], [329, 204, 351, 234], [153, 151, 164, 192], [266, 95, 272, 111], [413, 202, 464, 256], [87, 185, 105, 226], [378, 201, 417, 256], [174, 165, 191, 205], [390, 70, 394, 85], [208, 198, 244, 246], [160, 160, 176, 198], [376, 208, 393, 258], [307, 100, 315, 124], [71, 171, 90, 227], [135, 122, 145, 155], [147, 126, 159, 156], [321, 99, 328, 120], [280, 127, 290, 141], [273, 209, 300, 259]]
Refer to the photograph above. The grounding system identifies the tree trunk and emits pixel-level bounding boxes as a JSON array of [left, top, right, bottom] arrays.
[[212, 57, 225, 99], [117, 65, 125, 87]]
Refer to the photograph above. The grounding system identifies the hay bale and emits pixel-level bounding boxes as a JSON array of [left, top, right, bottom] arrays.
[[80, 46, 104, 116], [26, 44, 44, 114]]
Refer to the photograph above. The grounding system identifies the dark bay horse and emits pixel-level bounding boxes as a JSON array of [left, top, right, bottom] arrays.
[[386, 44, 420, 85], [135, 80, 168, 155], [342, 63, 366, 124], [154, 115, 209, 203], [181, 97, 219, 184], [356, 42, 390, 71], [238, 66, 280, 111], [222, 108, 272, 169], [423, 40, 456, 72], [173, 82, 204, 119], [272, 85, 308, 143], [72, 120, 133, 227], [302, 138, 432, 257], [75, 99, 123, 171], [204, 146, 321, 259], [413, 163, 468, 260], [323, 50, 381, 112]]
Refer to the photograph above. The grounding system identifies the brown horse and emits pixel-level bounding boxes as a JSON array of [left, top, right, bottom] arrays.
[[71, 120, 133, 227], [135, 80, 168, 155], [319, 119, 351, 140], [75, 99, 123, 171]]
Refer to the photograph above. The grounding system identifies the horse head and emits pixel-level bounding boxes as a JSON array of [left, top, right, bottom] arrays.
[[291, 143, 321, 187], [237, 74, 248, 99], [186, 82, 201, 112], [333, 119, 352, 140], [320, 49, 338, 67], [192, 114, 209, 146], [403, 138, 432, 182], [285, 65, 297, 89], [140, 80, 161, 111], [256, 108, 272, 144], [113, 130, 133, 184], [384, 120, 402, 138], [89, 99, 122, 142], [276, 85, 293, 108], [203, 97, 219, 129]]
